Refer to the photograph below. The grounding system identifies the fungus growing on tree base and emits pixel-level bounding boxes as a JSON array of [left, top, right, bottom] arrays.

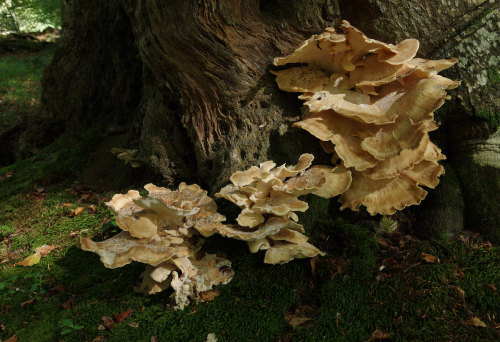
[[215, 153, 352, 264], [272, 21, 459, 215], [80, 182, 234, 309]]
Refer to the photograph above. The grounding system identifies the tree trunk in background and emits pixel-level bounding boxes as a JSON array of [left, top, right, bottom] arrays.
[[41, 0, 499, 242]]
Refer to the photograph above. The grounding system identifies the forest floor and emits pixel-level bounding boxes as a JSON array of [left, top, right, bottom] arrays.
[[0, 40, 498, 342]]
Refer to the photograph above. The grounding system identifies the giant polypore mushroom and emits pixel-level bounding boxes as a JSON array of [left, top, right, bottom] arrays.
[[272, 21, 459, 215], [215, 153, 352, 264], [80, 182, 234, 310]]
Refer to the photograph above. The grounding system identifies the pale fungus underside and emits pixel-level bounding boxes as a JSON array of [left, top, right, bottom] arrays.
[[272, 20, 459, 215]]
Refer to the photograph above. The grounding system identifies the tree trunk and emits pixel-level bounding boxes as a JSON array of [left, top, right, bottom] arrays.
[[40, 0, 499, 241]]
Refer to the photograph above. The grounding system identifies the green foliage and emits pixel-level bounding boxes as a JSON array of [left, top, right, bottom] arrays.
[[0, 0, 61, 33], [487, 67, 499, 85], [0, 45, 54, 130], [0, 224, 14, 237], [379, 216, 398, 233], [60, 319, 84, 335]]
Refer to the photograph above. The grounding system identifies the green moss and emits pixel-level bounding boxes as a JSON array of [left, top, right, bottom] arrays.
[[0, 44, 56, 130], [477, 110, 499, 130], [487, 67, 499, 85], [292, 234, 499, 342], [0, 128, 100, 200], [453, 153, 500, 243]]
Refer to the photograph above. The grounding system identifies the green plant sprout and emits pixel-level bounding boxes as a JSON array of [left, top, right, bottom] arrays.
[[60, 319, 84, 335]]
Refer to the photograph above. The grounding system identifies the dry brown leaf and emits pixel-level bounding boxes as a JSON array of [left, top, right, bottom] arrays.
[[72, 207, 85, 216], [101, 316, 115, 329], [128, 322, 139, 328], [285, 314, 312, 327], [486, 283, 497, 292], [20, 298, 35, 307], [200, 289, 221, 302], [35, 244, 56, 257], [63, 203, 72, 207], [17, 252, 41, 266], [421, 252, 439, 263], [113, 309, 133, 323], [61, 299, 73, 309], [69, 231, 78, 238], [310, 256, 317, 276], [450, 285, 465, 299], [5, 334, 18, 342], [92, 336, 107, 342], [466, 317, 486, 327], [365, 328, 390, 341], [97, 324, 106, 331]]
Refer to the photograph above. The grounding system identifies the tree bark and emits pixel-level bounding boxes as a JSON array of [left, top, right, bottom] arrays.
[[40, 0, 500, 241]]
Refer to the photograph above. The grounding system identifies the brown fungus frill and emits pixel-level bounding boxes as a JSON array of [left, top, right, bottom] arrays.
[[80, 182, 233, 310], [215, 153, 351, 264], [272, 21, 458, 215]]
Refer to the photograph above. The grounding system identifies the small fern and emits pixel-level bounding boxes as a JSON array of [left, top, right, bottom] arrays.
[[379, 216, 398, 233]]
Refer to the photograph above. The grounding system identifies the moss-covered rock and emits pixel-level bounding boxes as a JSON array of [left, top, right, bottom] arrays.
[[414, 164, 464, 240], [452, 129, 500, 243]]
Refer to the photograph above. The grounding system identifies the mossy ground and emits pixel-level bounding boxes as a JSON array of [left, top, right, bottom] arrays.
[[0, 39, 55, 131], [1, 42, 499, 342]]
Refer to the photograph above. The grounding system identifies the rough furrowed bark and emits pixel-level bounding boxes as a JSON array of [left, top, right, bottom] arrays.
[[39, 0, 499, 241], [122, 0, 335, 190], [41, 0, 143, 130]]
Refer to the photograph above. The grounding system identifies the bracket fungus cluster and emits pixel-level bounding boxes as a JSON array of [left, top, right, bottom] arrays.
[[80, 155, 353, 307], [215, 153, 351, 264], [272, 21, 459, 215], [80, 183, 234, 310]]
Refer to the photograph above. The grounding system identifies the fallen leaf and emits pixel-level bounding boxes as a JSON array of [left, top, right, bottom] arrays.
[[62, 203, 72, 207], [61, 299, 73, 309], [365, 328, 390, 341], [421, 252, 439, 263], [376, 237, 390, 248], [49, 285, 65, 294], [69, 231, 78, 238], [20, 298, 35, 307], [101, 316, 115, 329], [76, 185, 91, 193], [486, 283, 497, 292], [128, 322, 139, 328], [450, 285, 465, 299], [71, 207, 85, 217], [5, 334, 18, 342], [310, 256, 317, 276], [150, 336, 158, 342], [17, 252, 41, 266], [466, 317, 486, 327], [200, 289, 221, 302], [35, 244, 56, 257], [97, 324, 106, 331], [92, 336, 107, 342], [1, 323, 5, 331], [285, 314, 312, 327], [88, 205, 97, 213], [113, 309, 133, 323]]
